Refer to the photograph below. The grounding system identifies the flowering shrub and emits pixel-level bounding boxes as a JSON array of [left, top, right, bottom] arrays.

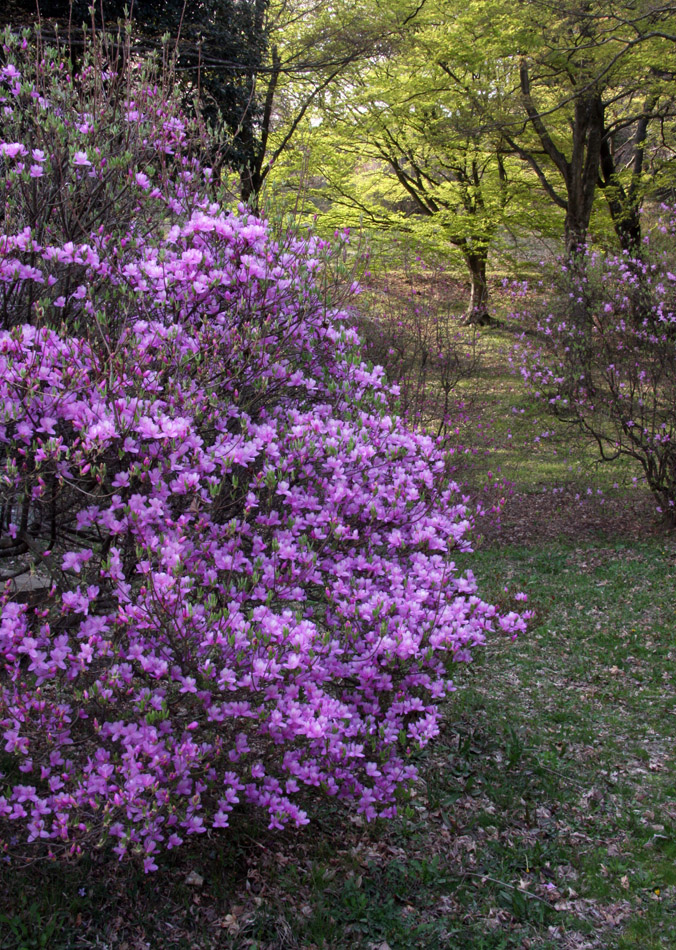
[[0, 27, 526, 870], [0, 22, 207, 332], [513, 217, 676, 521]]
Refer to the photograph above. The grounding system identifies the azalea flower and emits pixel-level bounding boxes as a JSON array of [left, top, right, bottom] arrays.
[[1, 141, 27, 158]]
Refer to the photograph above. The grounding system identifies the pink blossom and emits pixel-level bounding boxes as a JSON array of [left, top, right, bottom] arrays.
[[61, 549, 94, 573], [1, 141, 27, 158]]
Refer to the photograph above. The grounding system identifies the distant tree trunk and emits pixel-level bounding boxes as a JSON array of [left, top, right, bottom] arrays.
[[463, 251, 490, 325], [607, 197, 642, 254], [240, 44, 280, 209], [599, 170, 642, 254], [563, 93, 604, 258], [599, 96, 655, 254], [518, 63, 603, 261]]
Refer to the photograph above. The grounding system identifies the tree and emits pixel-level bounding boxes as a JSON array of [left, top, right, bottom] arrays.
[[300, 10, 537, 323], [481, 0, 676, 255], [235, 0, 414, 206]]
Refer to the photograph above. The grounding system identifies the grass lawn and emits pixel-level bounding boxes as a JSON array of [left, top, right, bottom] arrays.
[[2, 282, 675, 950]]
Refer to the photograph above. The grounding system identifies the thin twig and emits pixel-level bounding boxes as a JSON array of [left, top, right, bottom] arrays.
[[535, 763, 586, 788], [465, 871, 559, 910]]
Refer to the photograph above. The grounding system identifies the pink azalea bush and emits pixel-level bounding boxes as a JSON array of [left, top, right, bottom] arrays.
[[0, 22, 207, 333], [512, 216, 676, 522], [0, 26, 526, 870]]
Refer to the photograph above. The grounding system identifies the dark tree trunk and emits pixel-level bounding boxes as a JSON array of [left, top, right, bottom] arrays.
[[599, 157, 642, 254], [240, 43, 280, 210], [518, 63, 603, 261], [240, 162, 261, 209], [563, 93, 604, 258], [599, 97, 655, 255], [614, 208, 642, 255], [463, 252, 490, 325]]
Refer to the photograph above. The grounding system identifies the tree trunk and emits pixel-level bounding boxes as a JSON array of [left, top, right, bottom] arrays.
[[240, 163, 262, 210], [614, 208, 642, 255], [564, 210, 590, 260], [598, 150, 642, 254], [239, 45, 280, 211], [519, 63, 603, 262], [564, 93, 604, 258], [599, 99, 655, 255], [463, 252, 490, 325]]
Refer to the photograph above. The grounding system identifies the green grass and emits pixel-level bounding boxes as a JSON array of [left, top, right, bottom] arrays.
[[456, 323, 647, 499]]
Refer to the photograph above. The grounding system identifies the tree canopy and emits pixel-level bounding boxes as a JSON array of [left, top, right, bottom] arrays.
[[4, 0, 676, 295]]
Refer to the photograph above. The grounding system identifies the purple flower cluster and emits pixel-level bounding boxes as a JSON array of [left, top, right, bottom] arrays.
[[0, 27, 525, 870]]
